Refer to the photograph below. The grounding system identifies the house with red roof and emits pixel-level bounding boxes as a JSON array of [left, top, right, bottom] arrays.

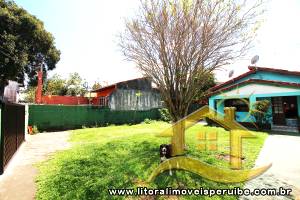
[[208, 66, 300, 132]]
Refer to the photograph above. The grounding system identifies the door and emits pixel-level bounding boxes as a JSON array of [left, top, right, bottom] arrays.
[[272, 97, 286, 125]]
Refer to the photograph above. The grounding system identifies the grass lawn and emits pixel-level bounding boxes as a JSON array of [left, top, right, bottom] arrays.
[[36, 122, 267, 200]]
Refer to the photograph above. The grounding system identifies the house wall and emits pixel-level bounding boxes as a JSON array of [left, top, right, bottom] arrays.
[[217, 84, 300, 97], [209, 69, 300, 125], [217, 99, 224, 114], [235, 112, 256, 123], [209, 84, 300, 124], [210, 83, 300, 100], [109, 89, 161, 110]]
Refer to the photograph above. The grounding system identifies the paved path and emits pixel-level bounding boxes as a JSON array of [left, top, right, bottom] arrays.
[[241, 134, 300, 200], [0, 132, 70, 200]]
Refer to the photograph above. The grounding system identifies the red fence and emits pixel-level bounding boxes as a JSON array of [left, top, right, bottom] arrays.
[[41, 95, 89, 105]]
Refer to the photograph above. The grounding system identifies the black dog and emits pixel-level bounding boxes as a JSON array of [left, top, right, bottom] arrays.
[[159, 144, 172, 162]]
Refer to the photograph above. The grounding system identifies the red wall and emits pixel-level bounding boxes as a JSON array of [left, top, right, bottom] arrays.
[[91, 96, 100, 105], [41, 95, 89, 105], [39, 86, 115, 105]]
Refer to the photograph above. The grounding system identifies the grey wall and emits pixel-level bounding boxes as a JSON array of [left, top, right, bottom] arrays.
[[109, 89, 162, 110]]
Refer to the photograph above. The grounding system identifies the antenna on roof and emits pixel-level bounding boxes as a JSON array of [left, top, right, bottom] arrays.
[[251, 55, 259, 66], [228, 69, 234, 78]]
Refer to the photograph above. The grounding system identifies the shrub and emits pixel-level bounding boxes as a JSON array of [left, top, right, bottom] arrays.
[[143, 118, 157, 124], [32, 125, 39, 134], [250, 100, 271, 129], [159, 108, 172, 122], [143, 118, 152, 124]]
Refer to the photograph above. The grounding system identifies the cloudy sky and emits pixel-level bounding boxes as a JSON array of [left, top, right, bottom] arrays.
[[14, 0, 300, 86]]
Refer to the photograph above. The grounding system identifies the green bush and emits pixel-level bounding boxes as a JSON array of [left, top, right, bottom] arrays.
[[250, 100, 271, 129], [143, 118, 151, 124], [143, 118, 157, 124], [159, 108, 172, 122], [32, 125, 39, 134]]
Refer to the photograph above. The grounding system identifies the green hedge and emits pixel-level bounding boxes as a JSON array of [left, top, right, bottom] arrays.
[[28, 105, 160, 131]]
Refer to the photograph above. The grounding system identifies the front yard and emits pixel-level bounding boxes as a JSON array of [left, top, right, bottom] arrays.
[[35, 122, 267, 200]]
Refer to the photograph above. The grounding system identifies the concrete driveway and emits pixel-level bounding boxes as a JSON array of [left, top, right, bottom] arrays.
[[241, 134, 300, 200], [0, 132, 70, 200], [256, 134, 300, 187]]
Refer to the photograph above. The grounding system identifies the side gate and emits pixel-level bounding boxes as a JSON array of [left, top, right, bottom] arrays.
[[0, 103, 25, 174]]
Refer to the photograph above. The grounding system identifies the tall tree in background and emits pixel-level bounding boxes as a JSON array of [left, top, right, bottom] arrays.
[[120, 0, 264, 155], [195, 72, 215, 101], [24, 72, 86, 102], [66, 72, 86, 96], [92, 82, 102, 90], [0, 0, 60, 98], [44, 74, 67, 95]]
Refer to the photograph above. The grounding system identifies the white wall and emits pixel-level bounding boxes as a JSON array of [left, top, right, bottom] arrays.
[[219, 83, 300, 97]]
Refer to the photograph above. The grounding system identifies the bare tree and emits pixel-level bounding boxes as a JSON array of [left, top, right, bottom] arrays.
[[120, 0, 264, 155]]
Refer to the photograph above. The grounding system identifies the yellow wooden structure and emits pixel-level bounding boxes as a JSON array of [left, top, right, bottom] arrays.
[[149, 106, 271, 183]]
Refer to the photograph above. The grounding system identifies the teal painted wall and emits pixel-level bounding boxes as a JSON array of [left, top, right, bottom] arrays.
[[209, 98, 214, 110], [217, 100, 224, 114], [208, 99, 224, 114], [235, 111, 255, 122], [209, 69, 300, 125], [209, 95, 275, 124], [298, 96, 300, 117]]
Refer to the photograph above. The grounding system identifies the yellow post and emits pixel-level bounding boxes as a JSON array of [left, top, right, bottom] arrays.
[[224, 107, 243, 169], [171, 120, 185, 156], [230, 130, 243, 169], [224, 107, 236, 122]]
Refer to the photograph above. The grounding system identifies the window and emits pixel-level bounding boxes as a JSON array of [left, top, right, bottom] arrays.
[[99, 96, 108, 107], [273, 97, 283, 114], [224, 98, 249, 112]]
